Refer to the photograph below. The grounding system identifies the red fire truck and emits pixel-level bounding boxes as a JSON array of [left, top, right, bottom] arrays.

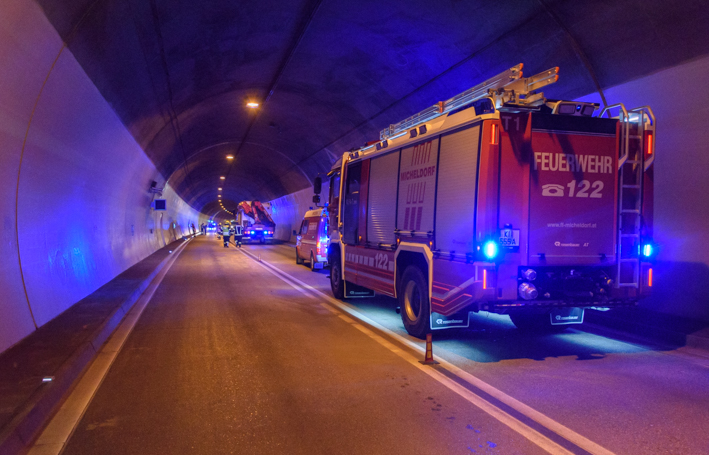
[[322, 64, 656, 338]]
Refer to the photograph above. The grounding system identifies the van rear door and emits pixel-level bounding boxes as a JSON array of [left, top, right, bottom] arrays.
[[528, 115, 618, 265]]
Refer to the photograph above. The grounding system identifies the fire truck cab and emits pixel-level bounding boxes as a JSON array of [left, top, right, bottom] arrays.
[[326, 64, 656, 338]]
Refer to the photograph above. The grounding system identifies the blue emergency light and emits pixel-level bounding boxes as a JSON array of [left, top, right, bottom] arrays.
[[483, 240, 499, 260]]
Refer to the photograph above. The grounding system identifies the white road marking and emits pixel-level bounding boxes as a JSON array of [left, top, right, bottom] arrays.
[[28, 239, 192, 455], [239, 247, 615, 455]]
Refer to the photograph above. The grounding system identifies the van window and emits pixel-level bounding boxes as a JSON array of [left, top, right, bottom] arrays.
[[300, 220, 308, 235]]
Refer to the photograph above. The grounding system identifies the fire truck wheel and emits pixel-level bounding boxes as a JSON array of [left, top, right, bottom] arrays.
[[330, 253, 345, 299], [295, 248, 304, 264], [399, 266, 430, 339], [509, 313, 568, 333], [310, 253, 316, 272]]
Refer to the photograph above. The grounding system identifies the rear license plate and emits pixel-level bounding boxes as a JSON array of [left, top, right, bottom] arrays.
[[550, 308, 584, 325], [500, 228, 520, 247]]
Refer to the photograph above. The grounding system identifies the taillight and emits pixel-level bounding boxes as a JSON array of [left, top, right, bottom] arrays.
[[490, 123, 498, 145], [648, 268, 653, 287], [645, 133, 653, 158]]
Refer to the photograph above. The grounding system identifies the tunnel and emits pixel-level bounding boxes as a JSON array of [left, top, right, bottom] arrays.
[[1, 0, 709, 453]]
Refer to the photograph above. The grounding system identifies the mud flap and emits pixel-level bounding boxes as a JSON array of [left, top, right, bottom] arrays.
[[430, 311, 470, 330], [550, 307, 584, 325]]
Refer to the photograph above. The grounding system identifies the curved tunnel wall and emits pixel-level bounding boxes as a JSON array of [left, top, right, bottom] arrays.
[[578, 55, 709, 322], [0, 0, 205, 354]]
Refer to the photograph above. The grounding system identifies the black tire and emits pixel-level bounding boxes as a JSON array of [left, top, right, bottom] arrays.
[[509, 313, 569, 333], [296, 248, 304, 264], [330, 252, 345, 299], [310, 253, 316, 272], [399, 266, 430, 339]]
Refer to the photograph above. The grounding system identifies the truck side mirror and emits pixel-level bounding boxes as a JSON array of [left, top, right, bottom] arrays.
[[292, 229, 297, 236], [313, 176, 322, 195]]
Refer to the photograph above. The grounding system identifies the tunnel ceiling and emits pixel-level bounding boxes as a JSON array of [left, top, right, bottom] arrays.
[[37, 0, 709, 214]]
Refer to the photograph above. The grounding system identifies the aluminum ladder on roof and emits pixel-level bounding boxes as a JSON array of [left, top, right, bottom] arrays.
[[379, 63, 559, 140], [598, 104, 656, 288]]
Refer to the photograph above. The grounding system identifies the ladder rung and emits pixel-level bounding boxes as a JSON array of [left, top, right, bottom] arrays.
[[622, 184, 641, 189], [620, 234, 639, 237], [624, 160, 641, 164], [618, 283, 639, 287], [620, 258, 639, 262], [621, 209, 640, 213]]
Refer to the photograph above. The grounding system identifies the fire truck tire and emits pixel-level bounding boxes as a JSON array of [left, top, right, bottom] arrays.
[[310, 253, 316, 272], [399, 266, 430, 339], [330, 253, 345, 299], [509, 313, 568, 333], [295, 248, 304, 264]]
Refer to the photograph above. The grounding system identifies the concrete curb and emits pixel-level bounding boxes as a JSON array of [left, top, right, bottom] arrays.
[[0, 239, 187, 455]]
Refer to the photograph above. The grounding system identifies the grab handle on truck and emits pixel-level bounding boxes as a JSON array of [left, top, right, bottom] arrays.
[[598, 103, 629, 169], [630, 106, 656, 171]]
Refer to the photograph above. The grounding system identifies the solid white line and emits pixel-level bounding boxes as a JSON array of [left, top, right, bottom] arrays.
[[239, 248, 615, 455], [28, 239, 192, 455]]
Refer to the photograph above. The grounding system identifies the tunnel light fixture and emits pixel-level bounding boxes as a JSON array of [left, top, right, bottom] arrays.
[[246, 102, 259, 109], [220, 176, 225, 180], [226, 155, 234, 160], [218, 187, 222, 191]]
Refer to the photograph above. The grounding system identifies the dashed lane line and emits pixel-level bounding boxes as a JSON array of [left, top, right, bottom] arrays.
[[236, 247, 614, 455]]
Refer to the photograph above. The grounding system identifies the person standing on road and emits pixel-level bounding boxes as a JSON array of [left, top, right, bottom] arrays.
[[222, 222, 233, 248], [200, 223, 206, 235], [233, 223, 243, 248]]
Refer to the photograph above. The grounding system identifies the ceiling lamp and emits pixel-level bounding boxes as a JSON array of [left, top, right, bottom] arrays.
[[246, 102, 259, 109]]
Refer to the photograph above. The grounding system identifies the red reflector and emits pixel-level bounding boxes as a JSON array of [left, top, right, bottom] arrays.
[[645, 133, 653, 157], [483, 269, 487, 289], [490, 124, 498, 145], [648, 268, 653, 287]]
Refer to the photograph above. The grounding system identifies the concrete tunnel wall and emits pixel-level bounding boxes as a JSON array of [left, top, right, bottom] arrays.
[[269, 182, 329, 244], [0, 0, 205, 354], [578, 55, 709, 322]]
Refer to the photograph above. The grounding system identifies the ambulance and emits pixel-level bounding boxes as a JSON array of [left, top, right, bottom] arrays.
[[295, 207, 330, 270], [320, 64, 656, 338]]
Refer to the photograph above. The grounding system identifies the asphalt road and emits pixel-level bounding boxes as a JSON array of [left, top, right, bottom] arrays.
[[61, 236, 709, 454]]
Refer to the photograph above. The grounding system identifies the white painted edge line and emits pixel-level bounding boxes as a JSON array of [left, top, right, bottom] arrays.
[[27, 239, 192, 455], [238, 248, 615, 455]]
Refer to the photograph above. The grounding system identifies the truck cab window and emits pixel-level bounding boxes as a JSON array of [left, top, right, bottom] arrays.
[[342, 163, 361, 245]]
